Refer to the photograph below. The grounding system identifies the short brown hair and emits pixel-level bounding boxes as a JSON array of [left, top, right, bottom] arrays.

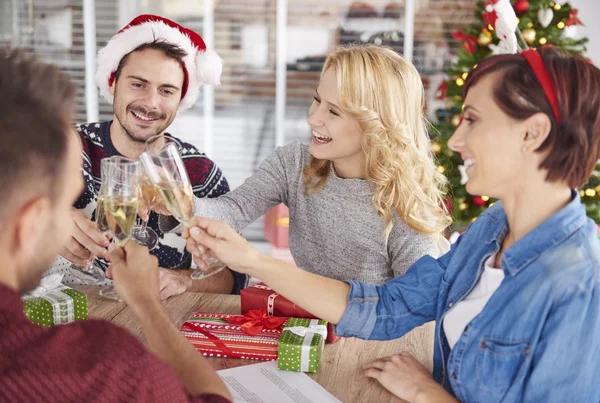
[[114, 39, 188, 83], [465, 47, 600, 189], [0, 48, 76, 218]]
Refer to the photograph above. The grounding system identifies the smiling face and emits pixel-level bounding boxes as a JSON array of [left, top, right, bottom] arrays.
[[110, 48, 184, 145], [448, 72, 530, 199], [307, 67, 365, 176]]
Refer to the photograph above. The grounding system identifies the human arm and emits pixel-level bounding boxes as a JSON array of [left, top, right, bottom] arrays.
[[159, 142, 303, 234], [107, 242, 231, 400], [184, 217, 452, 338], [157, 266, 248, 300]]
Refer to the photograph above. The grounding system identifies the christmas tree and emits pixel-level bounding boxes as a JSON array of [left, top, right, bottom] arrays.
[[433, 0, 594, 227]]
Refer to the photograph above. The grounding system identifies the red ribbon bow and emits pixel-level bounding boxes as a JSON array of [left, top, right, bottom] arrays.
[[223, 309, 287, 336], [451, 31, 478, 54], [566, 10, 584, 27]]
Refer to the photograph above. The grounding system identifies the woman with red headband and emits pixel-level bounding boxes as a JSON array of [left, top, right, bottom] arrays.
[[185, 46, 600, 402]]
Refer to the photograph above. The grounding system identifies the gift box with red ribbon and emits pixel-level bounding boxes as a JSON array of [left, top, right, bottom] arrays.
[[240, 283, 340, 343], [180, 309, 287, 360], [264, 204, 289, 248]]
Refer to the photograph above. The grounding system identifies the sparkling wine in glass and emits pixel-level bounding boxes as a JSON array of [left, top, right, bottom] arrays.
[[140, 134, 226, 280], [68, 159, 116, 285], [99, 156, 140, 300]]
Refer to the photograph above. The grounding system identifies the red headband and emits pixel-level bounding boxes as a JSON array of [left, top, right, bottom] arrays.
[[521, 49, 561, 123]]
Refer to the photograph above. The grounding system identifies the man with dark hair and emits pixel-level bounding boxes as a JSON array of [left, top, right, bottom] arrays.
[[49, 15, 248, 299], [0, 47, 231, 402]]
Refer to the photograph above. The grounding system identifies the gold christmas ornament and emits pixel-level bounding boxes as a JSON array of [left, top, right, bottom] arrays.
[[456, 78, 465, 86], [451, 114, 462, 127], [539, 37, 547, 45], [436, 166, 446, 174], [585, 188, 596, 197], [432, 142, 442, 153], [478, 29, 493, 46], [557, 21, 565, 29], [522, 28, 536, 44]]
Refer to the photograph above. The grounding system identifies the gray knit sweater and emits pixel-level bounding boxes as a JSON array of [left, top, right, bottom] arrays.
[[190, 142, 437, 284]]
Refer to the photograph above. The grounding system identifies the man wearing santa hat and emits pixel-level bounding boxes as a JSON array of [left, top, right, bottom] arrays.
[[48, 15, 248, 298]]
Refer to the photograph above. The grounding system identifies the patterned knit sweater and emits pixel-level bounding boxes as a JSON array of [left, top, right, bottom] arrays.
[[46, 121, 248, 293]]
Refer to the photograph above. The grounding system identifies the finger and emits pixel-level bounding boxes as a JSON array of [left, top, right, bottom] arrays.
[[363, 368, 383, 381], [66, 238, 92, 261], [186, 238, 203, 257], [73, 224, 109, 257], [189, 226, 222, 252], [60, 249, 88, 266], [75, 216, 111, 248], [363, 359, 387, 371], [193, 255, 209, 271], [193, 217, 231, 239], [159, 285, 174, 301], [105, 265, 113, 279]]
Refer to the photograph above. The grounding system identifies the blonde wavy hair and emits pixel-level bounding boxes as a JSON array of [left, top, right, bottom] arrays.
[[302, 45, 451, 236]]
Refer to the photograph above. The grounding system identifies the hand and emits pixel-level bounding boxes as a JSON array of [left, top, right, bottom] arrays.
[[106, 242, 160, 307], [182, 217, 261, 275], [362, 352, 446, 403], [158, 268, 192, 301], [60, 209, 110, 265]]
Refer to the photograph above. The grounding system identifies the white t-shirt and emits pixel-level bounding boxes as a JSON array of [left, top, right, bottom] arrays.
[[443, 254, 505, 350]]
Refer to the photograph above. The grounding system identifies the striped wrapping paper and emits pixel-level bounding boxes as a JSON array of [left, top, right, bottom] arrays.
[[180, 312, 287, 361]]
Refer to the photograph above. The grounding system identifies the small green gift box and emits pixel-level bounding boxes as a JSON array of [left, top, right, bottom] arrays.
[[23, 280, 88, 327], [277, 318, 327, 372]]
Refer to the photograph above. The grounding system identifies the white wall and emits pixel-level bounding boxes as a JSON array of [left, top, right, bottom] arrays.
[[570, 0, 600, 66]]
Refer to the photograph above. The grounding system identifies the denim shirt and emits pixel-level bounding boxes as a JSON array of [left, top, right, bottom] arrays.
[[336, 192, 600, 402]]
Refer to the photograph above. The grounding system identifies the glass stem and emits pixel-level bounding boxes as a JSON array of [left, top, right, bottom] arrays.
[[137, 212, 151, 240]]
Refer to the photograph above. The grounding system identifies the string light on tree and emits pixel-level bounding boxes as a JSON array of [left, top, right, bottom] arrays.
[[451, 115, 462, 127], [539, 37, 548, 45], [478, 29, 493, 46], [456, 77, 465, 86], [522, 28, 537, 44]]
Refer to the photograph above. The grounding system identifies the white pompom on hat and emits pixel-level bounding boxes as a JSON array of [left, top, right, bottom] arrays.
[[95, 14, 222, 112]]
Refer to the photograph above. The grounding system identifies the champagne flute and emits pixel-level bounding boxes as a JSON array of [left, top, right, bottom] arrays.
[[99, 156, 140, 300], [131, 176, 160, 250], [140, 134, 227, 280], [68, 159, 114, 285]]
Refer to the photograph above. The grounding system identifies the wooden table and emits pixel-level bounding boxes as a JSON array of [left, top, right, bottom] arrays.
[[77, 286, 434, 403]]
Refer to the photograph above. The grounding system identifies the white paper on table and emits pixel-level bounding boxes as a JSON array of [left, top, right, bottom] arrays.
[[218, 361, 342, 403]]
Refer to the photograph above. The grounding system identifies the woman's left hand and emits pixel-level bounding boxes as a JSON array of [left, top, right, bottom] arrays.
[[362, 352, 455, 403]]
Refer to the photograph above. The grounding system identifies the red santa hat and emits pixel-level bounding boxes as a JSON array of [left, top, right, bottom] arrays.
[[95, 14, 222, 112]]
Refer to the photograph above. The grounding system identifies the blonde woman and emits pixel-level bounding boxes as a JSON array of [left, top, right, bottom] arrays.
[[176, 44, 450, 287]]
